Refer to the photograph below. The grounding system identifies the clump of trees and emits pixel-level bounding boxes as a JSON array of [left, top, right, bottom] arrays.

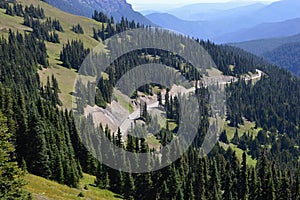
[[4, 3, 63, 43], [92, 10, 113, 24], [92, 12, 142, 41], [59, 40, 90, 70], [72, 24, 84, 34], [5, 2, 45, 18], [23, 16, 63, 43]]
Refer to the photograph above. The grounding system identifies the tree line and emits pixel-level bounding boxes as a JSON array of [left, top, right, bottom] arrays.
[[92, 11, 143, 41], [59, 40, 90, 70], [2, 1, 63, 43], [5, 1, 45, 19]]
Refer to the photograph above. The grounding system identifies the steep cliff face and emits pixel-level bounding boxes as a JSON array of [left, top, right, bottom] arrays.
[[45, 0, 154, 25]]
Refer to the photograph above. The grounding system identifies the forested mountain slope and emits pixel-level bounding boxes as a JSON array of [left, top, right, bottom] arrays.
[[262, 42, 300, 76], [230, 33, 300, 55], [0, 0, 300, 200], [213, 17, 300, 43], [231, 34, 300, 76]]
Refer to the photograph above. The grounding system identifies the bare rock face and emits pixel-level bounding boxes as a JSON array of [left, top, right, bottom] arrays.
[[45, 0, 154, 25]]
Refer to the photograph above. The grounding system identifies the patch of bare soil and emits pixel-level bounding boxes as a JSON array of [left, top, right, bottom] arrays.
[[84, 100, 129, 132]]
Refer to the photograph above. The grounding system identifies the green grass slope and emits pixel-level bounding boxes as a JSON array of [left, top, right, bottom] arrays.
[[24, 173, 122, 200], [219, 119, 261, 167], [1, 0, 106, 108]]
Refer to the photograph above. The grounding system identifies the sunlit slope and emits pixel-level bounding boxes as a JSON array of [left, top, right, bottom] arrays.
[[0, 0, 106, 108], [24, 173, 122, 200]]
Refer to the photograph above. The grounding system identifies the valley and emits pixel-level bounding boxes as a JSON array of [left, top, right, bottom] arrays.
[[145, 0, 300, 43]]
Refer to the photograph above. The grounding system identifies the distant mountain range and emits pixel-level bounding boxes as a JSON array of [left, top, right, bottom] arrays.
[[214, 18, 300, 43], [166, 2, 264, 21], [146, 0, 300, 43], [44, 0, 154, 25], [251, 0, 300, 23], [146, 13, 203, 37], [230, 33, 300, 55]]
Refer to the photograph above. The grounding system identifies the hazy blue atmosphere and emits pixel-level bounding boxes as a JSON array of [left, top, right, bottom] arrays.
[[128, 0, 278, 11]]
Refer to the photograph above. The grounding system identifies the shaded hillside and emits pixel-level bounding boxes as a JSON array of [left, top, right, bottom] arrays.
[[230, 33, 300, 55], [44, 0, 154, 25], [146, 5, 265, 41], [213, 17, 300, 43], [263, 42, 300, 76], [230, 34, 300, 75], [167, 1, 260, 21], [146, 13, 204, 37]]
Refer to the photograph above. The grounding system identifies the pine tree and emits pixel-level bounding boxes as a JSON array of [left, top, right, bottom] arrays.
[[222, 162, 233, 200], [72, 24, 84, 34], [238, 152, 248, 200], [294, 168, 300, 200], [279, 172, 292, 200], [186, 181, 195, 200], [93, 28, 99, 40], [257, 151, 275, 200], [123, 172, 135, 200], [158, 90, 162, 105], [231, 128, 239, 145], [95, 163, 110, 189], [5, 5, 14, 16], [0, 112, 32, 199], [209, 159, 221, 200], [26, 112, 51, 178], [116, 127, 123, 148], [248, 168, 259, 200], [219, 130, 229, 144]]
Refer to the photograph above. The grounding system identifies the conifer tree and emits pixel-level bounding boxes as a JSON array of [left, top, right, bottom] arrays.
[[26, 112, 51, 178], [209, 159, 221, 200], [231, 128, 239, 145], [238, 152, 248, 200], [116, 127, 123, 148], [123, 172, 135, 200], [219, 130, 229, 144], [0, 112, 32, 199], [279, 172, 292, 200]]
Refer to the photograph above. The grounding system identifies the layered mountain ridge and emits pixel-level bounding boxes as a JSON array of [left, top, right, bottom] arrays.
[[44, 0, 154, 25]]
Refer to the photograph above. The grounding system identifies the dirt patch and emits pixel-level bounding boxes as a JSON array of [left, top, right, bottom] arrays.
[[159, 85, 190, 99], [170, 85, 189, 96], [33, 194, 51, 200], [84, 101, 129, 132]]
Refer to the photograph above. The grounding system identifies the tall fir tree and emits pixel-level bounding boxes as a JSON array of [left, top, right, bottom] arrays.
[[0, 112, 32, 199]]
